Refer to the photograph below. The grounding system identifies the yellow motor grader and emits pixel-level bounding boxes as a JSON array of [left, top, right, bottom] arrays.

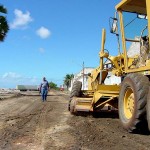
[[68, 0, 150, 133]]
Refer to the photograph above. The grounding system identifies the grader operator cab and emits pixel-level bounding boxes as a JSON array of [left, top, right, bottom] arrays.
[[68, 0, 150, 133]]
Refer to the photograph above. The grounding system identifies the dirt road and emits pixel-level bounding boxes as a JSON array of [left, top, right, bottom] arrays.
[[0, 91, 150, 150]]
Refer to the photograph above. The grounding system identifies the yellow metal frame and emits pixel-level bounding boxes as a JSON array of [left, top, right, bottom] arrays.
[[116, 0, 146, 14], [100, 28, 106, 70], [118, 10, 128, 72], [93, 84, 120, 104], [116, 0, 150, 74]]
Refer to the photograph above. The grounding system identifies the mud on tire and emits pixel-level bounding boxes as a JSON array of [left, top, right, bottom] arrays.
[[68, 81, 82, 114], [119, 73, 149, 133]]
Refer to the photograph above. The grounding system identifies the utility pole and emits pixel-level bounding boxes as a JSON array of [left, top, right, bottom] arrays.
[[83, 61, 84, 90]]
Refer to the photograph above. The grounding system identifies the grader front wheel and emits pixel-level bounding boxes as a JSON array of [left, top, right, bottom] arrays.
[[119, 73, 149, 133]]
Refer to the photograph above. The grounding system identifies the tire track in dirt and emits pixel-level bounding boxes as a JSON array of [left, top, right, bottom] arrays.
[[0, 96, 44, 150], [11, 99, 50, 150], [34, 102, 53, 150], [0, 97, 40, 129], [0, 92, 74, 150], [0, 96, 38, 117], [42, 96, 75, 150]]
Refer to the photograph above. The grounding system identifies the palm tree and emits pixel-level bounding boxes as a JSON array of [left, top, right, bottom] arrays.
[[64, 74, 74, 90], [0, 5, 9, 41]]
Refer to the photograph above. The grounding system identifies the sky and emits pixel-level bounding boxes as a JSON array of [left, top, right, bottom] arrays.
[[1, 0, 146, 88]]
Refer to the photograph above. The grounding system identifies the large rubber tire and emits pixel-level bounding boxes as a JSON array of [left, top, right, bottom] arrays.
[[119, 73, 149, 133], [146, 88, 150, 131], [68, 81, 82, 114], [69, 98, 76, 114]]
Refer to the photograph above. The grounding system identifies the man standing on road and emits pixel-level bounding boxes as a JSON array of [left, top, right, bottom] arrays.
[[39, 77, 49, 102]]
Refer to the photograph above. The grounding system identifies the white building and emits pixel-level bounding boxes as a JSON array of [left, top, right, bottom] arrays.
[[69, 65, 121, 91], [69, 67, 94, 91]]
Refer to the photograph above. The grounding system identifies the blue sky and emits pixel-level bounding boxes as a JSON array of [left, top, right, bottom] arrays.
[[0, 0, 131, 88]]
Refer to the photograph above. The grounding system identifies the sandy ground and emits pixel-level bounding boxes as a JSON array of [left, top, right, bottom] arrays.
[[0, 90, 150, 150]]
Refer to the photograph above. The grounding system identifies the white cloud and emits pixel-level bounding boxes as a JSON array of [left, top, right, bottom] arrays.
[[2, 72, 22, 79], [0, 72, 40, 88], [10, 9, 33, 29], [36, 27, 51, 39], [39, 47, 45, 53]]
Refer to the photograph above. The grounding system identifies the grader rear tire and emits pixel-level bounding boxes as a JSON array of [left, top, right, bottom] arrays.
[[70, 81, 82, 99], [119, 73, 149, 133], [68, 81, 82, 114]]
